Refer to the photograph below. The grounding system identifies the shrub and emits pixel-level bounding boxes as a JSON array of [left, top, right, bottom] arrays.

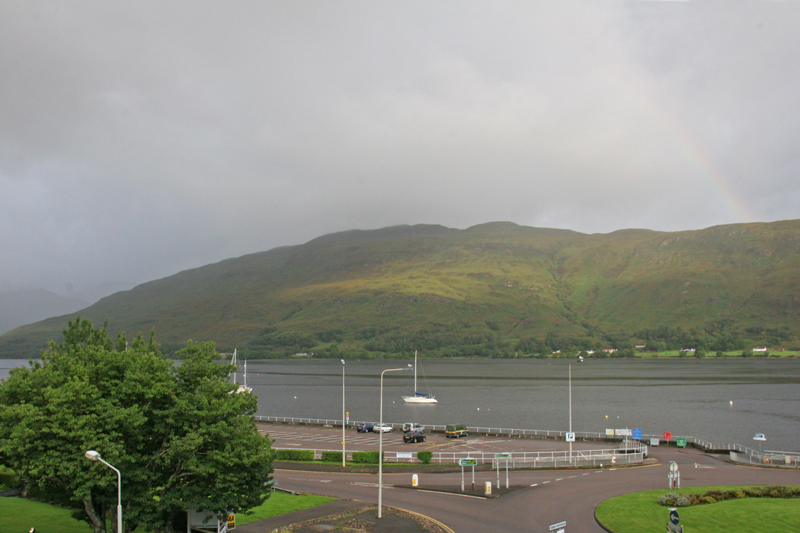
[[352, 451, 383, 464], [321, 451, 343, 463], [417, 451, 433, 464], [657, 493, 679, 506], [275, 449, 315, 461], [675, 495, 691, 507], [0, 467, 20, 489]]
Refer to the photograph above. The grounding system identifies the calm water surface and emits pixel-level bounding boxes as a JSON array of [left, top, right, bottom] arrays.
[[3, 357, 799, 452]]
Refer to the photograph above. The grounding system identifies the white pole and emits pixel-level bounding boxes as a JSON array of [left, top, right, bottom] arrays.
[[414, 350, 418, 392], [569, 364, 573, 464], [378, 367, 407, 518], [342, 359, 346, 467]]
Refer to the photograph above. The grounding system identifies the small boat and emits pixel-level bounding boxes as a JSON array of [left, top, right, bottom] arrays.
[[402, 351, 437, 404], [230, 349, 253, 394]]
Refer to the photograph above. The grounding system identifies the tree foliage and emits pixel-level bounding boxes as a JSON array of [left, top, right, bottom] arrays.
[[0, 317, 273, 533]]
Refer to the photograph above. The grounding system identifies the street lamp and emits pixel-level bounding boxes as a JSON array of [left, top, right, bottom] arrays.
[[568, 364, 573, 464], [342, 359, 346, 467], [378, 365, 411, 518], [84, 450, 122, 533]]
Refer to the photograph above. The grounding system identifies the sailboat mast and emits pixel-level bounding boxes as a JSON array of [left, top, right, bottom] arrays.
[[232, 349, 238, 385], [414, 350, 418, 392]]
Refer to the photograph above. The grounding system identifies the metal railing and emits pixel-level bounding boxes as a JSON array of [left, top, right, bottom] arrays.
[[730, 450, 800, 468], [272, 440, 648, 467]]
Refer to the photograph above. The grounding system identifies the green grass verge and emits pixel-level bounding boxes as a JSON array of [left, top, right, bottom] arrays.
[[0, 491, 336, 532], [595, 486, 800, 533], [236, 491, 336, 525], [0, 497, 89, 533]]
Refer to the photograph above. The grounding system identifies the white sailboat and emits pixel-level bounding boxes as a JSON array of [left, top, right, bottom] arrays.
[[402, 351, 437, 404], [230, 349, 253, 394]]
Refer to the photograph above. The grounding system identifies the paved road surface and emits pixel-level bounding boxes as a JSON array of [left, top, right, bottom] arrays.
[[262, 423, 799, 532]]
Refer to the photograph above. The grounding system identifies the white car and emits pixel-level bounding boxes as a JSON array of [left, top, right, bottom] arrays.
[[374, 424, 393, 433]]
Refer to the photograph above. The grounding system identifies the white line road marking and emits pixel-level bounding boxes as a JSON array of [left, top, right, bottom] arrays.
[[416, 489, 485, 499]]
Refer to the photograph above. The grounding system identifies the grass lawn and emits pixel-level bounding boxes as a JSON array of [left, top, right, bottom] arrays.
[[0, 497, 89, 533], [595, 486, 800, 533], [0, 491, 336, 532], [236, 491, 336, 525]]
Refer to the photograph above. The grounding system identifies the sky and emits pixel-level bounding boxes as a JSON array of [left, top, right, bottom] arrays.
[[1, 1, 799, 301]]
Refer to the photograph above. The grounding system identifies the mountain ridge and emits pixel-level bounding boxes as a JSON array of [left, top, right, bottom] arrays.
[[1, 219, 798, 359]]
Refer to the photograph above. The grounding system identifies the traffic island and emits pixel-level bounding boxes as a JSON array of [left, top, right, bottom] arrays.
[[394, 484, 521, 499]]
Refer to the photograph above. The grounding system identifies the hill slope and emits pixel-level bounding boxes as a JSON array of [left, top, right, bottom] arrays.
[[1, 220, 798, 359]]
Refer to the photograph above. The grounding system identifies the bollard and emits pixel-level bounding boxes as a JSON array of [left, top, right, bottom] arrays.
[[485, 481, 492, 495], [412, 474, 419, 487]]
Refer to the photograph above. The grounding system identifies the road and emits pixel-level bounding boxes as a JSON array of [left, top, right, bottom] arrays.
[[261, 423, 799, 532]]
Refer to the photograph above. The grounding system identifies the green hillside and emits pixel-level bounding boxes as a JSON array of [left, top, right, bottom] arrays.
[[2, 220, 799, 359]]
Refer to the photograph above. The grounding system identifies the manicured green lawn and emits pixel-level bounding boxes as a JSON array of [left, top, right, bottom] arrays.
[[236, 491, 336, 525], [0, 497, 89, 533], [596, 486, 800, 533], [0, 491, 336, 532]]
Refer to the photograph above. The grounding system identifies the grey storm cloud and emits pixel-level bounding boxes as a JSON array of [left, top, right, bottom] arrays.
[[1, 1, 798, 298]]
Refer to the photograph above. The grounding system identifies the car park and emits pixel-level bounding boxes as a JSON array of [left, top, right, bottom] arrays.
[[356, 423, 374, 432], [403, 430, 426, 443], [445, 424, 469, 438]]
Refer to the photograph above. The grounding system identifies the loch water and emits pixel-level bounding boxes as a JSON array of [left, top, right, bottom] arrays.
[[3, 357, 799, 452]]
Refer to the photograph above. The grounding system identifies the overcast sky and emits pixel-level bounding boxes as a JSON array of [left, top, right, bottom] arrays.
[[2, 1, 798, 300]]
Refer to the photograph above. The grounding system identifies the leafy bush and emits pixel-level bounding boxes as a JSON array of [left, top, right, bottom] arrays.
[[352, 451, 383, 464], [0, 466, 20, 489], [658, 486, 800, 507], [275, 449, 315, 461], [320, 451, 343, 463], [657, 493, 679, 506], [417, 451, 433, 464]]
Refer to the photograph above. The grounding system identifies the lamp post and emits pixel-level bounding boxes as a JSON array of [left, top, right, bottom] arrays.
[[84, 450, 122, 533], [378, 365, 411, 518], [341, 359, 346, 467], [568, 364, 573, 464]]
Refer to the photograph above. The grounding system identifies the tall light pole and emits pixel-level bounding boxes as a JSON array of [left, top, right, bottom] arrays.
[[378, 365, 411, 518], [84, 450, 122, 533], [568, 364, 573, 464], [341, 359, 346, 467]]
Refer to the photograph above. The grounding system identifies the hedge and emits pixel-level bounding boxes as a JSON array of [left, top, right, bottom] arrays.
[[417, 451, 433, 464], [352, 451, 383, 464], [320, 451, 343, 462], [275, 449, 315, 461]]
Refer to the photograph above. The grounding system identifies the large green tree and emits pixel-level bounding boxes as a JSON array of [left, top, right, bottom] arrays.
[[0, 318, 273, 533]]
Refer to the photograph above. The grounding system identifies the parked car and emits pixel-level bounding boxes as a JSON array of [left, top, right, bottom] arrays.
[[374, 424, 393, 433], [402, 422, 425, 433], [445, 424, 469, 438], [403, 430, 426, 443], [357, 423, 374, 433]]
